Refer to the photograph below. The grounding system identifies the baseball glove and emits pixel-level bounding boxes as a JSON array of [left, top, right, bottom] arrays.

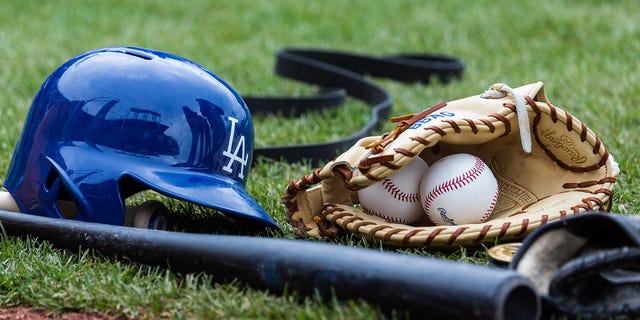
[[283, 82, 619, 248]]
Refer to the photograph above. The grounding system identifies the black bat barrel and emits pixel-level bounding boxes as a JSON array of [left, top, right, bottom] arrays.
[[0, 210, 540, 320]]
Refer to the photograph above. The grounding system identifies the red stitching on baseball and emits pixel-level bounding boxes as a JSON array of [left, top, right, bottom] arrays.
[[479, 183, 499, 222], [382, 179, 420, 203], [423, 156, 486, 216]]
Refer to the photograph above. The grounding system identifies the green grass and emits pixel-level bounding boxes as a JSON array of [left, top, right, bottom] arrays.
[[0, 0, 639, 318]]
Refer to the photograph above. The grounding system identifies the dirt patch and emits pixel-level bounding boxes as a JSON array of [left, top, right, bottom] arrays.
[[0, 307, 119, 320]]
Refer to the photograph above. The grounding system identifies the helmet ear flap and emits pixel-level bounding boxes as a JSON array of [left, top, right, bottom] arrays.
[[44, 165, 170, 229], [44, 158, 126, 225]]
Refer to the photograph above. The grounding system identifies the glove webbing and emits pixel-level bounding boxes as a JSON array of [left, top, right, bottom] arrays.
[[243, 48, 464, 166]]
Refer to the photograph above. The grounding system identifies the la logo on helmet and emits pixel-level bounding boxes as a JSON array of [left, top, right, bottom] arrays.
[[222, 116, 248, 179]]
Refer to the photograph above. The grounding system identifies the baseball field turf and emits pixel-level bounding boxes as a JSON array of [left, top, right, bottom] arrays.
[[0, 1, 638, 318]]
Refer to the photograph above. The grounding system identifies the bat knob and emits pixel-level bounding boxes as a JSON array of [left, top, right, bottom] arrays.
[[125, 200, 172, 230], [0, 190, 20, 212]]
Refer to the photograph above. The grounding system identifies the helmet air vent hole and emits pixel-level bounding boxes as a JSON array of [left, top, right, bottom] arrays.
[[44, 168, 57, 191], [56, 200, 79, 220], [44, 168, 79, 219], [123, 49, 153, 60]]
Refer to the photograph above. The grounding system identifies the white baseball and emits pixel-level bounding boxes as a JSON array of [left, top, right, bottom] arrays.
[[358, 157, 429, 224], [420, 153, 498, 225]]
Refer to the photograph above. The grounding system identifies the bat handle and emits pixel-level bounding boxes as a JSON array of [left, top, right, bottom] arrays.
[[124, 200, 172, 230], [0, 190, 170, 230], [0, 190, 19, 212]]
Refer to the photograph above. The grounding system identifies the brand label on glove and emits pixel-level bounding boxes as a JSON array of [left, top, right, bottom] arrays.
[[408, 111, 456, 130], [539, 129, 587, 164]]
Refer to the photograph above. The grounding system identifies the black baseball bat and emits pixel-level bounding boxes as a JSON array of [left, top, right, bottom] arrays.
[[0, 209, 540, 320]]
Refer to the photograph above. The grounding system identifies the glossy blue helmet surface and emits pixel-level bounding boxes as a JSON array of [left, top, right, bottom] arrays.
[[4, 47, 277, 229]]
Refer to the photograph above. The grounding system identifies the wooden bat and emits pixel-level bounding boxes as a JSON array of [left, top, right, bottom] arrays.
[[0, 190, 540, 320]]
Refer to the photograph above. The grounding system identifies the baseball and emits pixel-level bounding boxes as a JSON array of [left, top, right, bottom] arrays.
[[419, 153, 498, 225], [358, 157, 429, 224]]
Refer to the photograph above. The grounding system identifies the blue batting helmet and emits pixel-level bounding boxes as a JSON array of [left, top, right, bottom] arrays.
[[4, 47, 277, 229]]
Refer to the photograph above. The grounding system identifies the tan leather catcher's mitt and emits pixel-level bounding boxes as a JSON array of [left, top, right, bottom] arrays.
[[283, 82, 619, 248]]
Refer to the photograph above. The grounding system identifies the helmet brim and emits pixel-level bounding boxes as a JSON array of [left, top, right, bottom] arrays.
[[49, 147, 278, 229], [129, 168, 279, 229]]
